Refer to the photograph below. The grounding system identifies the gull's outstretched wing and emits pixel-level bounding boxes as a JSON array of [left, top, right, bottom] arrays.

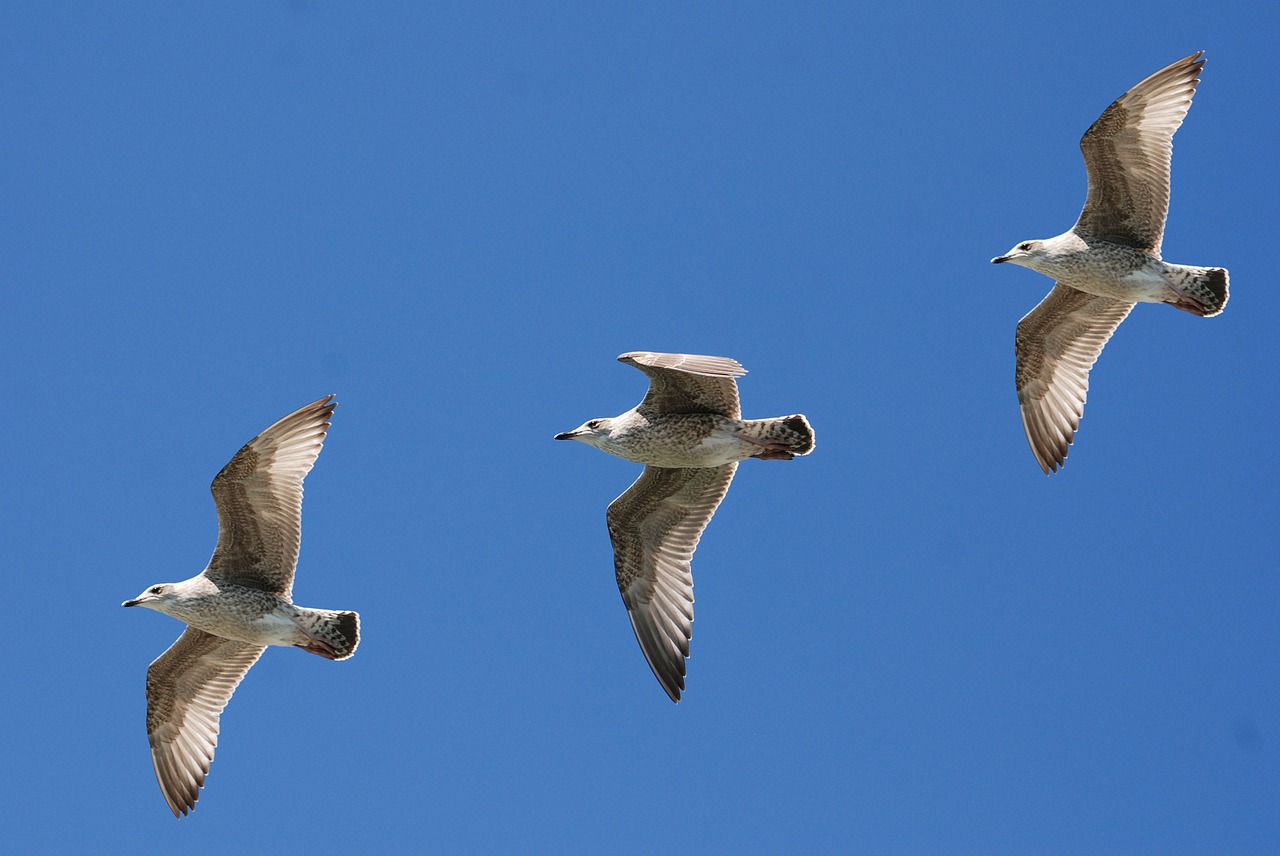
[[1016, 284, 1134, 473], [606, 463, 737, 702], [145, 628, 265, 817], [1073, 52, 1204, 254], [205, 396, 335, 597], [619, 352, 745, 418]]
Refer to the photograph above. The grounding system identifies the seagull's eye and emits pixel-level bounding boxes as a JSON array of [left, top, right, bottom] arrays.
[[149, 586, 164, 595], [1018, 242, 1033, 251], [587, 420, 602, 430]]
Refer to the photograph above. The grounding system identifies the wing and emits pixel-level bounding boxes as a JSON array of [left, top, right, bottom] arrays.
[[618, 352, 745, 418], [145, 628, 266, 817], [1016, 284, 1134, 473], [205, 395, 335, 597], [1073, 52, 1204, 254], [606, 463, 737, 702]]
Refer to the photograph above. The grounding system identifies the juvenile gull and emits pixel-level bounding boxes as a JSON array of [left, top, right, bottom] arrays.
[[992, 52, 1229, 473], [555, 352, 815, 702], [123, 395, 359, 817]]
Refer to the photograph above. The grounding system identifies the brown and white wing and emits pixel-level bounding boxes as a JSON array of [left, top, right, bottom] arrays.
[[205, 395, 335, 597], [145, 628, 266, 817], [619, 351, 745, 418], [1016, 284, 1134, 474], [606, 463, 737, 702], [1073, 52, 1204, 253]]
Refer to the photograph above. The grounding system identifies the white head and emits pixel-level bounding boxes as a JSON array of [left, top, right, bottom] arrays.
[[554, 418, 615, 449], [991, 239, 1048, 270], [123, 583, 181, 615]]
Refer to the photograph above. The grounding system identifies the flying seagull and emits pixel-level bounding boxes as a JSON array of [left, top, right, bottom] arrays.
[[124, 396, 359, 817], [992, 52, 1228, 473], [556, 352, 815, 702]]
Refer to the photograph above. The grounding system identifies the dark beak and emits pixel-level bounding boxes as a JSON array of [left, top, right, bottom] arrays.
[[553, 432, 574, 440], [122, 599, 141, 607], [991, 255, 1009, 264]]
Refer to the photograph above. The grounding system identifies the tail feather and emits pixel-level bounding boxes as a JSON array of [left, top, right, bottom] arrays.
[[1202, 268, 1229, 315], [778, 414, 816, 456], [298, 609, 360, 660], [744, 414, 815, 460], [1171, 266, 1229, 317]]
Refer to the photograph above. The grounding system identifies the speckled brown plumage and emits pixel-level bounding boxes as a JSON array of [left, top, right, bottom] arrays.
[[1074, 53, 1204, 253], [994, 53, 1229, 473], [145, 629, 265, 818], [124, 396, 359, 817], [607, 464, 737, 702], [621, 351, 744, 417], [206, 397, 336, 597], [1015, 286, 1134, 473], [557, 352, 814, 702]]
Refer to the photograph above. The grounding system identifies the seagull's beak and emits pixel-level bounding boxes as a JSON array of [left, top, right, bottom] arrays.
[[991, 255, 1010, 264], [554, 431, 578, 440], [122, 598, 142, 607]]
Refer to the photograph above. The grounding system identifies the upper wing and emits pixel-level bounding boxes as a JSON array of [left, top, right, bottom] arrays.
[[205, 395, 335, 597], [606, 463, 738, 702], [145, 628, 266, 817], [1016, 284, 1134, 473], [1073, 52, 1204, 254], [618, 352, 744, 418]]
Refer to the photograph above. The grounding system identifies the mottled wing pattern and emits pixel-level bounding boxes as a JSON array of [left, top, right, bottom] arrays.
[[205, 395, 335, 597], [606, 463, 738, 702], [145, 628, 266, 817], [1073, 52, 1204, 254], [619, 351, 745, 418], [1016, 284, 1134, 473]]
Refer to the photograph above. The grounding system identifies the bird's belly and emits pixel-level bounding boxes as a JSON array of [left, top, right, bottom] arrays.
[[181, 609, 305, 647], [1114, 268, 1176, 302], [633, 432, 752, 468], [1062, 262, 1172, 303], [243, 612, 309, 646]]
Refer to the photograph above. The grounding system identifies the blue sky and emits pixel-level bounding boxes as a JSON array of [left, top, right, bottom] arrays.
[[3, 2, 1278, 853]]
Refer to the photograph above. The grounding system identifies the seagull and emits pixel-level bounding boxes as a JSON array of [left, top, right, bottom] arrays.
[[556, 352, 815, 702], [992, 52, 1229, 473], [123, 395, 359, 817]]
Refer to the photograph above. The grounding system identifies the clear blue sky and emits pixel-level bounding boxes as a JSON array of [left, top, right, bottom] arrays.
[[3, 2, 1277, 853]]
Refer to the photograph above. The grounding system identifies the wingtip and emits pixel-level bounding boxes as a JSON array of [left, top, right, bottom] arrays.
[[654, 660, 685, 703], [1177, 51, 1198, 78], [1174, 51, 1207, 84], [1034, 437, 1067, 475], [653, 662, 687, 704], [1020, 405, 1070, 476], [1031, 431, 1067, 476], [153, 749, 199, 818]]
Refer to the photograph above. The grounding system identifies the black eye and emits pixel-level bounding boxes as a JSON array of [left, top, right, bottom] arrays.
[[1018, 242, 1033, 251], [587, 420, 602, 429], [150, 585, 164, 595]]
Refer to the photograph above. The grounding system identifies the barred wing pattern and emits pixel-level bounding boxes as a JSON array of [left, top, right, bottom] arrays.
[[606, 463, 738, 702], [619, 351, 745, 418], [1016, 284, 1134, 473], [145, 628, 266, 817], [206, 395, 335, 597], [1074, 52, 1204, 253]]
